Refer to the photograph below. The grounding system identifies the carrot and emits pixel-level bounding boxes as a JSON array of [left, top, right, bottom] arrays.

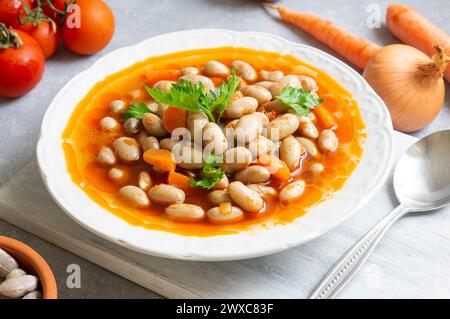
[[168, 171, 191, 190], [163, 106, 187, 133], [314, 105, 338, 129], [143, 149, 176, 172], [257, 155, 291, 181], [386, 4, 450, 82], [263, 3, 380, 70], [143, 69, 181, 86]]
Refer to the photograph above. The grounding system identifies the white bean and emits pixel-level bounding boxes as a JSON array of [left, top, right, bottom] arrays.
[[260, 70, 284, 81], [262, 100, 289, 113], [270, 75, 302, 97], [153, 80, 175, 92], [222, 147, 252, 174], [228, 181, 264, 213], [318, 129, 339, 153], [179, 74, 214, 91], [0, 248, 18, 277], [310, 163, 325, 175], [207, 190, 232, 205], [207, 205, 244, 224], [234, 166, 270, 184], [214, 174, 229, 190], [156, 103, 169, 119], [5, 269, 26, 281], [224, 119, 239, 130], [148, 184, 185, 205], [296, 115, 319, 139], [165, 204, 205, 222], [138, 171, 152, 191], [280, 136, 303, 172], [99, 116, 118, 131], [142, 136, 160, 151], [254, 81, 274, 90], [187, 111, 209, 144], [108, 168, 127, 183], [123, 117, 140, 134], [203, 122, 227, 155], [172, 143, 204, 169], [182, 66, 199, 76], [97, 146, 116, 165], [279, 180, 306, 204], [0, 275, 38, 298], [234, 112, 265, 143], [223, 97, 258, 119], [241, 85, 272, 105], [266, 113, 299, 140], [109, 100, 127, 114], [159, 138, 180, 151], [113, 137, 140, 162], [143, 101, 159, 113], [247, 184, 278, 199], [119, 186, 150, 208], [247, 135, 274, 159], [203, 60, 230, 77], [22, 291, 42, 299], [142, 113, 168, 137], [231, 60, 257, 82], [298, 75, 318, 91], [296, 137, 319, 158]]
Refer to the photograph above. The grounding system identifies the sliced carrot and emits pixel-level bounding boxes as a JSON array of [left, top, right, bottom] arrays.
[[257, 155, 291, 181], [313, 105, 338, 129], [168, 171, 191, 190], [264, 3, 380, 70], [386, 4, 450, 82], [142, 69, 181, 86], [163, 107, 187, 133], [143, 149, 176, 172]]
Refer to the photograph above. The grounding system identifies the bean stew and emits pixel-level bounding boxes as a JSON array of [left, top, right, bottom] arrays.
[[63, 47, 366, 236]]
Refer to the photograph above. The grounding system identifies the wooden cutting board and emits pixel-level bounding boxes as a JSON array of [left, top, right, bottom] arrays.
[[1, 131, 449, 298]]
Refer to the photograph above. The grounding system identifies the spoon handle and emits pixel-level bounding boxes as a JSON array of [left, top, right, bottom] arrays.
[[309, 204, 411, 299]]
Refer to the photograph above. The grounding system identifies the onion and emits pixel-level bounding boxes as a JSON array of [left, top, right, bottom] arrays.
[[363, 44, 449, 132]]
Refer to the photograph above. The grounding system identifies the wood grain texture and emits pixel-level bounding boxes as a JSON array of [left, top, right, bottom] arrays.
[[0, 132, 449, 298]]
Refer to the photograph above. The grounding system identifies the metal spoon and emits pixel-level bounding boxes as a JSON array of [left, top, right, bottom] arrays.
[[309, 129, 450, 299]]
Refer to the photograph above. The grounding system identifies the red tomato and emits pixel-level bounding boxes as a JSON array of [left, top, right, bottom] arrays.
[[0, 0, 32, 26], [42, 0, 71, 25], [15, 15, 59, 59], [0, 27, 45, 98], [61, 0, 114, 55]]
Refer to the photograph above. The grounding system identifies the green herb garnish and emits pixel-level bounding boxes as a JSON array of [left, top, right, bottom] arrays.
[[122, 102, 154, 120], [145, 69, 240, 123], [276, 87, 323, 116], [189, 154, 225, 190]]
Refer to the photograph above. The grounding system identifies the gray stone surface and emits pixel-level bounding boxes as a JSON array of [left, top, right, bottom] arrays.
[[0, 0, 448, 298]]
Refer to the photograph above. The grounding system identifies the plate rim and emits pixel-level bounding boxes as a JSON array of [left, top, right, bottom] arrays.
[[37, 28, 394, 261]]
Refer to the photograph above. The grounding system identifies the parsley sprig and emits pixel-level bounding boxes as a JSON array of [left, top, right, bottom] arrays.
[[122, 102, 154, 120], [276, 87, 323, 116], [189, 154, 225, 190], [145, 69, 240, 123]]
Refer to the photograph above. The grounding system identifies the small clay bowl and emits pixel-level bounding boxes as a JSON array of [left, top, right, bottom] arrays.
[[0, 236, 57, 299]]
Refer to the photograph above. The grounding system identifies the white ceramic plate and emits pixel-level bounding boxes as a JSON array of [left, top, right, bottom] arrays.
[[37, 29, 394, 261]]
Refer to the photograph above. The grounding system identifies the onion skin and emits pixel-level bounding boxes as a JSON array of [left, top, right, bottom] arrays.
[[363, 44, 446, 132]]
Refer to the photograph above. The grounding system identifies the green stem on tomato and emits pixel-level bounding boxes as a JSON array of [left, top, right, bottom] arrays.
[[0, 24, 23, 50]]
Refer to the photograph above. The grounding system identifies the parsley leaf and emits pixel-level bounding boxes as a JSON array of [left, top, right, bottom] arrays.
[[122, 102, 154, 120], [276, 87, 324, 116], [189, 154, 225, 190], [145, 68, 240, 123]]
